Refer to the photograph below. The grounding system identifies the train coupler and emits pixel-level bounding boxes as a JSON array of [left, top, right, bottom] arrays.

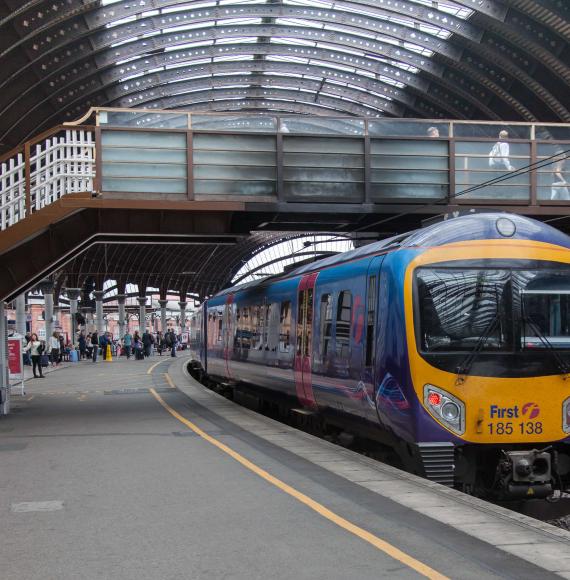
[[496, 449, 553, 499]]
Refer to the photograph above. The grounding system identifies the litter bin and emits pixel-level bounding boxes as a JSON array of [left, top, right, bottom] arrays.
[[69, 350, 79, 363]]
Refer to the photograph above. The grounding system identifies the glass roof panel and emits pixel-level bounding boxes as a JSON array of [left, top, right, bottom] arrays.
[[101, 0, 474, 115]]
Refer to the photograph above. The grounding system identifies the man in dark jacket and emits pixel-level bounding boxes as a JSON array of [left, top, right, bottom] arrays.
[[142, 329, 152, 358], [165, 329, 177, 357], [99, 332, 108, 360]]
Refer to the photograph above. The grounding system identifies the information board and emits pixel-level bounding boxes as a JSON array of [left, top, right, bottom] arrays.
[[8, 337, 23, 380]]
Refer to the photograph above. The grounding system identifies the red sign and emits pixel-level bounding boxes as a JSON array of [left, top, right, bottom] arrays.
[[8, 337, 23, 380]]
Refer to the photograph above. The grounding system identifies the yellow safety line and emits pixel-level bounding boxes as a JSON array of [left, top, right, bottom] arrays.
[[164, 373, 176, 389], [147, 360, 168, 375], [149, 385, 448, 580]]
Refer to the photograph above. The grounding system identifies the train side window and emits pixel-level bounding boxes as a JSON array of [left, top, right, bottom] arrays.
[[217, 309, 223, 343], [366, 276, 377, 366], [242, 307, 250, 349], [280, 301, 292, 353], [320, 293, 333, 357], [266, 303, 279, 351], [336, 290, 352, 359]]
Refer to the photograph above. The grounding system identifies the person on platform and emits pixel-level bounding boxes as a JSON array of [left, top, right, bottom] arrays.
[[123, 331, 132, 359], [427, 126, 439, 138], [156, 331, 164, 356], [78, 332, 87, 360], [58, 333, 65, 364], [48, 331, 60, 367], [99, 332, 108, 361], [142, 329, 153, 358], [24, 333, 45, 378], [165, 328, 177, 357], [91, 331, 99, 362]]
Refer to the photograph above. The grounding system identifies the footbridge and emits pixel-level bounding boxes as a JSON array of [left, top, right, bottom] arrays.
[[1, 107, 569, 302]]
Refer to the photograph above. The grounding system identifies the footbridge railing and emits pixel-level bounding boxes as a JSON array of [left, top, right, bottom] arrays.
[[0, 127, 95, 230], [1, 107, 570, 233]]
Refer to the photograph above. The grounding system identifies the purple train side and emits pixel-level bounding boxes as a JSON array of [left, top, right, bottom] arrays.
[[189, 213, 570, 498]]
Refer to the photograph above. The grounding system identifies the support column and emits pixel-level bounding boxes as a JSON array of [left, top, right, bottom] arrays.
[[159, 300, 168, 333], [117, 295, 126, 339], [39, 281, 54, 340], [0, 301, 9, 415], [66, 288, 81, 345], [15, 293, 26, 337], [81, 306, 93, 333], [93, 290, 105, 336], [138, 296, 147, 333], [178, 301, 187, 333]]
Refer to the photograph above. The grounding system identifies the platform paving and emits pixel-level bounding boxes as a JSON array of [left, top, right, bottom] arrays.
[[0, 354, 568, 579]]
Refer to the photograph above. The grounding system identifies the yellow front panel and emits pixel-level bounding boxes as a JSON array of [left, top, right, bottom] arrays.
[[404, 240, 570, 444]]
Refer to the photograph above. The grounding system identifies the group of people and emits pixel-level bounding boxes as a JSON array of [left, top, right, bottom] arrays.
[[23, 331, 73, 378], [77, 328, 181, 363], [20, 328, 183, 377]]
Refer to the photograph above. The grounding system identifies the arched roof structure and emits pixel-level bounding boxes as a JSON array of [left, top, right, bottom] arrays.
[[57, 231, 354, 300], [0, 0, 568, 153]]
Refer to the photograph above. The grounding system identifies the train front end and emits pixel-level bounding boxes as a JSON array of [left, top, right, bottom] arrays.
[[404, 215, 570, 499]]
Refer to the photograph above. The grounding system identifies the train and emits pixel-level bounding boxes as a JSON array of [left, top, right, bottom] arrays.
[[188, 213, 570, 499]]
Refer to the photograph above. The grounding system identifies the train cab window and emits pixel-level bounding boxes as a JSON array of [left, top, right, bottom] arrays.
[[366, 276, 377, 366], [280, 301, 292, 353], [336, 291, 352, 359], [320, 294, 333, 358]]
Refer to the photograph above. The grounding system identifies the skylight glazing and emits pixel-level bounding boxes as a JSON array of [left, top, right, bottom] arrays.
[[100, 0, 474, 116]]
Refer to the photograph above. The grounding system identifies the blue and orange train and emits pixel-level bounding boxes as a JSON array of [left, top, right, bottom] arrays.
[[189, 213, 570, 498]]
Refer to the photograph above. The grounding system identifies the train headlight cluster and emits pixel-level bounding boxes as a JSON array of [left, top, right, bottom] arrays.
[[424, 385, 466, 435], [563, 397, 570, 434]]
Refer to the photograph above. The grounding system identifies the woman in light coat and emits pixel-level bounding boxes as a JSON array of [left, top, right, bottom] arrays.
[[48, 331, 60, 367], [24, 333, 45, 378]]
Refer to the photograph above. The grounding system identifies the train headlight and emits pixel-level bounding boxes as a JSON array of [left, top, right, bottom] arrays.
[[424, 385, 465, 435], [563, 397, 570, 434]]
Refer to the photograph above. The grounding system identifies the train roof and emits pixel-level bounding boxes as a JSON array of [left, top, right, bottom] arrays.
[[213, 213, 570, 299]]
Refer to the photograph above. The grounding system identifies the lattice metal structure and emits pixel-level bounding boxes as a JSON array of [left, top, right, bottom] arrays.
[[0, 0, 568, 154]]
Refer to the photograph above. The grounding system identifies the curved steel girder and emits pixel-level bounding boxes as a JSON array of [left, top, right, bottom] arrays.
[[111, 86, 380, 120], [25, 41, 482, 135], [453, 0, 569, 82], [1, 5, 564, 143], [504, 0, 570, 39], [110, 72, 403, 117]]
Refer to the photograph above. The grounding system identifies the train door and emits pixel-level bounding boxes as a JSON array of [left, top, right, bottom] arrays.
[[363, 256, 384, 415], [294, 272, 319, 409]]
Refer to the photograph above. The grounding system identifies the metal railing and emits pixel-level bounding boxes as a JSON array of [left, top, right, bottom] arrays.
[[0, 128, 95, 230]]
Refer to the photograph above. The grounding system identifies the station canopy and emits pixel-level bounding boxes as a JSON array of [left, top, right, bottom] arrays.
[[0, 0, 568, 153]]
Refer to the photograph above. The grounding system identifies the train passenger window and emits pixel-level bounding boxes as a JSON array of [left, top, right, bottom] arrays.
[[336, 290, 352, 359], [320, 294, 333, 357], [280, 301, 292, 353], [267, 303, 280, 351], [366, 276, 377, 366], [242, 307, 251, 349]]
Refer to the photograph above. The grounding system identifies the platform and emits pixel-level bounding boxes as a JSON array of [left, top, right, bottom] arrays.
[[1, 354, 570, 579]]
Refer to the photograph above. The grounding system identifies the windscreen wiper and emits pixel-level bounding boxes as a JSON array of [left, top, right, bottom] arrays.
[[522, 314, 570, 379], [455, 310, 501, 386]]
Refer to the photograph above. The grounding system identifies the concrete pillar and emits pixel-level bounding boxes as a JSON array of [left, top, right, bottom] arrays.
[[159, 300, 168, 333], [116, 295, 126, 338], [137, 296, 147, 333], [179, 301, 187, 333], [93, 290, 105, 335], [15, 293, 27, 337], [66, 288, 81, 345], [39, 281, 54, 340], [81, 307, 93, 333]]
